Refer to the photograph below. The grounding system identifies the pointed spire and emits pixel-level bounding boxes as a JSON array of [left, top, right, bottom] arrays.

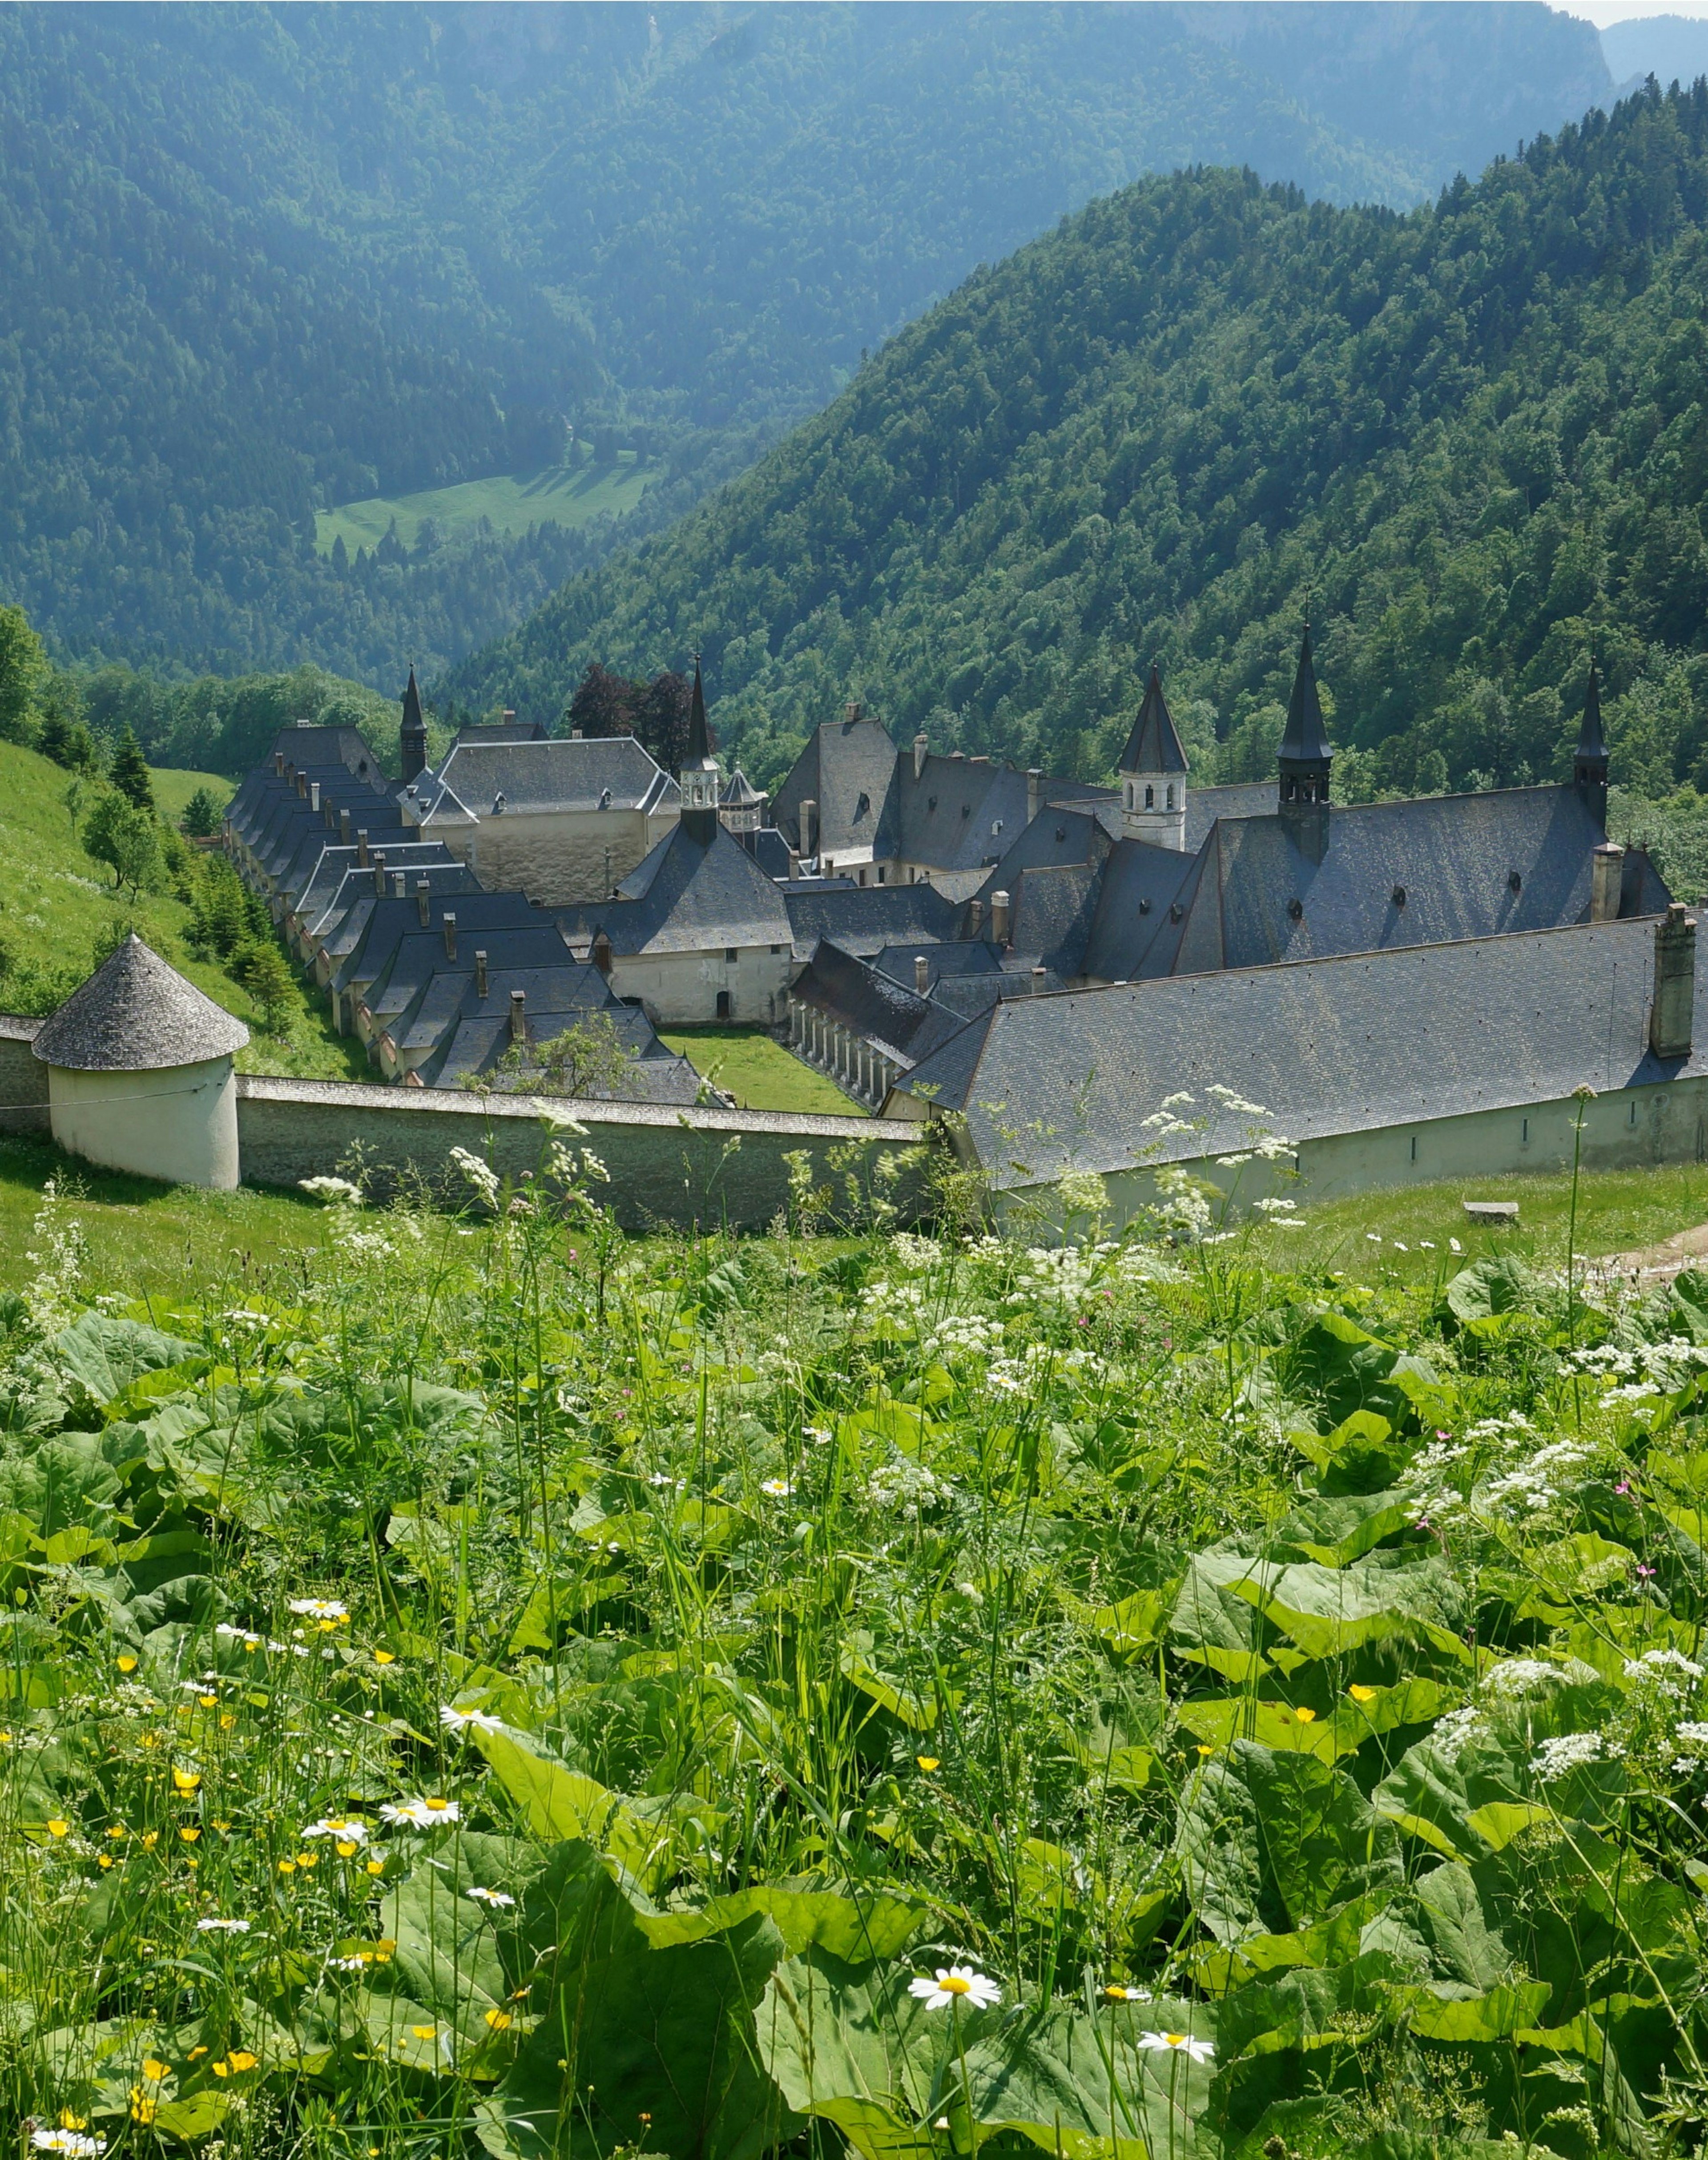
[[1574, 651, 1610, 815], [1118, 663, 1190, 777], [678, 652, 721, 842], [400, 664, 428, 783], [1577, 653, 1608, 764], [1278, 624, 1332, 765], [685, 653, 713, 768]]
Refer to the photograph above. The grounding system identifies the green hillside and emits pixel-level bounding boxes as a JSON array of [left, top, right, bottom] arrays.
[[316, 456, 654, 558], [0, 3, 1610, 686], [447, 83, 1708, 802], [0, 741, 360, 1084]]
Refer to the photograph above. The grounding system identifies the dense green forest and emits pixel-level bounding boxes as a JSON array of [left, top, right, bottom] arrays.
[[447, 83, 1708, 802], [0, 3, 1609, 684]]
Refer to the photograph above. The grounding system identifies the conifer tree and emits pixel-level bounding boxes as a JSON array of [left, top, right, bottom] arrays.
[[109, 725, 155, 812]]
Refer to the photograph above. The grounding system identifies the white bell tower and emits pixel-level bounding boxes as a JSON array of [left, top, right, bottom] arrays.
[[1118, 663, 1189, 850]]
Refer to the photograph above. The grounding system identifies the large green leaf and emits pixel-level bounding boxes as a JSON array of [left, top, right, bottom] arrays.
[[488, 1840, 793, 2160], [46, 1312, 197, 1403], [475, 1729, 675, 1893], [1172, 1742, 1402, 1943]]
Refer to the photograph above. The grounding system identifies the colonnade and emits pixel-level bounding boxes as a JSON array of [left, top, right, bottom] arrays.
[[786, 996, 898, 1110]]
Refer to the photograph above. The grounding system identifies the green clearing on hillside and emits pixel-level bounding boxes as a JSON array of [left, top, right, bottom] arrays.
[[7, 1149, 1708, 2157], [315, 456, 653, 558], [658, 1025, 861, 1115], [0, 742, 363, 1084]]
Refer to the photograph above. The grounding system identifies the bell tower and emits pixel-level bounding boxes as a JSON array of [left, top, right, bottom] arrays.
[[1117, 663, 1189, 850]]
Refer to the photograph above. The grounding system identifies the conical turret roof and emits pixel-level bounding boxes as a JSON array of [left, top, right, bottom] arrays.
[[1278, 625, 1333, 766], [33, 935, 250, 1072], [1118, 664, 1189, 776]]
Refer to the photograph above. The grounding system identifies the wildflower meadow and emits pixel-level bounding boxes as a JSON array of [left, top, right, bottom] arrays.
[[4, 1118, 1708, 2160]]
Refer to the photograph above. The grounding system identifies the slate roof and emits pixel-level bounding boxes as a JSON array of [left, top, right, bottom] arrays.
[[783, 881, 961, 959], [415, 970, 695, 1098], [1005, 862, 1105, 975], [771, 713, 900, 857], [359, 925, 576, 1035], [883, 754, 1034, 873], [1080, 838, 1204, 981], [411, 736, 677, 822], [34, 936, 249, 1071], [1119, 665, 1190, 776], [562, 821, 792, 956], [332, 892, 550, 996], [290, 847, 472, 937], [455, 720, 547, 744], [892, 912, 1707, 1188], [790, 940, 970, 1067], [1279, 625, 1333, 766], [1183, 786, 1664, 975], [740, 827, 795, 880]]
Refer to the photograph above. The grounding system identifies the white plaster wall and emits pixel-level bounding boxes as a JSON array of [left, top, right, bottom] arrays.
[[48, 1055, 242, 1190], [975, 1075, 1708, 1238], [608, 946, 793, 1025]]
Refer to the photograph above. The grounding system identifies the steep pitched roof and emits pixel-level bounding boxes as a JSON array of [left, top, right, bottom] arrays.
[[1578, 658, 1609, 767], [1119, 665, 1190, 776], [1185, 785, 1653, 975], [790, 940, 971, 1067], [770, 713, 900, 856], [1079, 837, 1204, 982], [894, 913, 1708, 1187], [567, 821, 791, 955], [33, 936, 249, 1071]]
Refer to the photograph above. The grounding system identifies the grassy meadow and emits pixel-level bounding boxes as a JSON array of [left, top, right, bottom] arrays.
[[0, 742, 364, 1084], [6, 1136, 1708, 2159], [657, 1027, 860, 1116], [315, 458, 653, 558]]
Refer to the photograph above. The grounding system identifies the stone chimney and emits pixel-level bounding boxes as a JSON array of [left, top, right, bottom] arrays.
[[274, 751, 285, 778], [845, 700, 862, 725], [371, 851, 387, 895], [310, 781, 321, 814], [339, 807, 351, 844], [356, 828, 370, 867], [295, 769, 306, 799], [509, 988, 527, 1044], [391, 871, 406, 900], [914, 954, 930, 995], [801, 798, 818, 857], [416, 878, 431, 926], [1591, 842, 1624, 923], [443, 913, 458, 962], [991, 890, 1011, 945], [1027, 769, 1042, 823], [968, 898, 983, 938], [1031, 966, 1046, 994], [914, 732, 928, 781], [571, 728, 583, 740], [475, 950, 488, 997], [1652, 902, 1696, 1058]]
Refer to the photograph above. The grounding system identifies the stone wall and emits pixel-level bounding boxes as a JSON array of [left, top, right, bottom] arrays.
[[0, 1017, 48, 1132], [237, 1075, 925, 1230]]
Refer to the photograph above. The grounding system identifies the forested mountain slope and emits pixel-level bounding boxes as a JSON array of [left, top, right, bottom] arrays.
[[447, 84, 1708, 803], [0, 2, 1607, 685]]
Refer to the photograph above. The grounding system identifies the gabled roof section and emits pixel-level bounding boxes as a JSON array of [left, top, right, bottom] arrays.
[[771, 712, 900, 855], [782, 881, 960, 959], [416, 737, 674, 820], [1080, 837, 1204, 982], [1119, 665, 1190, 776], [34, 936, 249, 1071]]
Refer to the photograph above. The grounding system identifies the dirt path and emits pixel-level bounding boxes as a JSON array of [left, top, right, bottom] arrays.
[[1588, 1221, 1708, 1285]]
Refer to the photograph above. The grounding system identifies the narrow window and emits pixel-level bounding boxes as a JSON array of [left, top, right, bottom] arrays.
[[1144, 784, 1154, 809], [1629, 1098, 1638, 1126], [1166, 786, 1175, 810], [1522, 1116, 1530, 1144], [1410, 1135, 1417, 1162]]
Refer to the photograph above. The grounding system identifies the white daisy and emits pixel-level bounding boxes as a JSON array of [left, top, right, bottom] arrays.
[[760, 1478, 794, 1498], [907, 1966, 1001, 2011], [287, 1598, 348, 1621], [379, 1797, 461, 1829], [465, 1885, 516, 1908], [195, 1917, 252, 1933], [301, 1817, 368, 1846], [439, 1705, 506, 1737], [31, 2134, 106, 2156], [1137, 2031, 1215, 2063]]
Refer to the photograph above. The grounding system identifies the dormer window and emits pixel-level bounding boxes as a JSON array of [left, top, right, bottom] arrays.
[[855, 791, 870, 819], [927, 795, 937, 812]]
